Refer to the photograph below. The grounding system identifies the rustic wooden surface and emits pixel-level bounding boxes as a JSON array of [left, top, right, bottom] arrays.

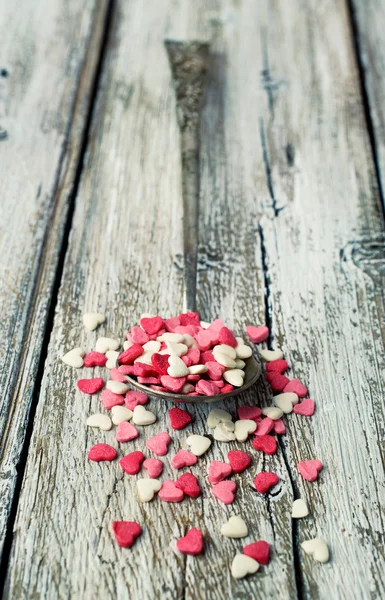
[[1, 0, 385, 599]]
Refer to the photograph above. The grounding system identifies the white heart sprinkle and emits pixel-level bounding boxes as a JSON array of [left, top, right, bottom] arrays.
[[142, 340, 161, 353], [188, 364, 208, 375], [95, 337, 120, 354], [231, 554, 260, 579], [157, 333, 185, 343], [82, 312, 106, 331], [223, 369, 245, 387], [132, 405, 157, 426], [86, 413, 112, 431], [262, 406, 284, 420], [123, 340, 133, 350], [61, 347, 85, 368], [213, 350, 236, 369], [207, 408, 233, 429], [134, 351, 154, 365], [222, 421, 235, 432], [292, 499, 309, 519], [301, 539, 329, 563], [214, 423, 236, 442], [273, 392, 298, 413], [183, 334, 198, 348], [111, 406, 133, 425], [137, 478, 162, 502], [214, 344, 237, 359], [234, 359, 246, 369], [259, 348, 283, 362], [105, 350, 119, 369], [200, 321, 210, 329], [235, 338, 253, 359], [106, 380, 129, 395], [166, 341, 188, 357], [221, 516, 248, 538], [234, 419, 256, 441], [167, 355, 189, 377], [186, 434, 212, 456]]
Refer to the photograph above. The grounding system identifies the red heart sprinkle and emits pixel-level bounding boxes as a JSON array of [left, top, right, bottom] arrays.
[[146, 432, 171, 456], [124, 390, 148, 410], [164, 316, 181, 332], [169, 407, 192, 430], [133, 362, 159, 378], [160, 375, 187, 393], [254, 472, 279, 493], [200, 350, 215, 364], [208, 460, 232, 484], [245, 325, 269, 344], [158, 480, 184, 502], [298, 460, 323, 481], [140, 316, 163, 335], [283, 378, 307, 397], [265, 359, 289, 374], [227, 450, 251, 473], [255, 418, 274, 436], [171, 450, 197, 469], [212, 480, 237, 504], [116, 421, 139, 442], [77, 377, 104, 394], [112, 521, 141, 548], [88, 444, 117, 462], [101, 389, 125, 409], [218, 326, 237, 347], [205, 361, 225, 381], [293, 399, 315, 416], [243, 540, 270, 565], [118, 344, 144, 365], [175, 473, 201, 498], [238, 406, 262, 422], [266, 372, 290, 392], [253, 435, 277, 455], [143, 458, 163, 478], [221, 384, 234, 394], [119, 451, 145, 475], [179, 312, 200, 326], [83, 351, 107, 367], [176, 528, 203, 555], [151, 353, 170, 375], [130, 326, 149, 344], [273, 419, 286, 434]]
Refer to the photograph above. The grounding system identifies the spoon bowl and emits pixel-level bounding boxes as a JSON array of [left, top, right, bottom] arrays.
[[125, 355, 262, 404]]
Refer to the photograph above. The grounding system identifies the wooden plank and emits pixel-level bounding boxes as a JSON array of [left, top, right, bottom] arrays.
[[0, 0, 109, 560], [349, 0, 385, 202], [258, 0, 385, 597]]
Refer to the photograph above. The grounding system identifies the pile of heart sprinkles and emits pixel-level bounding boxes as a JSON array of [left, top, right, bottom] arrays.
[[62, 311, 329, 579]]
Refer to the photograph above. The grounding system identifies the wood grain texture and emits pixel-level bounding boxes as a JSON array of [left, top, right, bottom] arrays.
[[0, 0, 109, 560]]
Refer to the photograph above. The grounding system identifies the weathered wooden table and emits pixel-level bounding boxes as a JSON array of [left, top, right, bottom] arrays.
[[1, 1, 384, 598]]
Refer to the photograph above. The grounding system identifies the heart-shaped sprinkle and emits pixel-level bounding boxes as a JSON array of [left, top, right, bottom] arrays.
[[221, 515, 248, 538], [171, 450, 198, 469], [207, 408, 232, 428], [196, 379, 220, 396], [118, 344, 144, 365], [110, 368, 128, 383], [146, 432, 171, 456], [106, 350, 119, 369], [213, 348, 236, 369], [284, 378, 307, 397], [223, 369, 245, 387], [160, 375, 187, 393], [106, 380, 129, 395], [119, 451, 145, 474], [243, 540, 270, 565], [259, 348, 283, 362], [262, 407, 284, 420], [245, 325, 269, 343], [134, 351, 154, 366], [293, 399, 315, 416], [200, 350, 215, 364], [298, 460, 323, 481], [143, 340, 161, 353], [83, 312, 106, 331], [158, 480, 184, 502], [77, 377, 104, 394], [132, 405, 157, 426], [214, 423, 236, 442], [143, 458, 163, 478], [266, 372, 289, 392], [252, 435, 277, 455], [212, 480, 237, 504], [137, 478, 162, 502], [234, 419, 256, 441], [254, 472, 279, 494], [167, 355, 189, 377], [175, 473, 201, 498], [134, 362, 159, 378], [231, 554, 259, 579], [140, 316, 163, 335], [218, 326, 237, 347], [234, 340, 252, 359], [186, 435, 212, 456], [130, 325, 149, 344], [158, 332, 185, 343], [151, 353, 170, 375], [119, 365, 135, 375], [88, 444, 117, 462], [227, 450, 251, 473], [61, 347, 85, 368], [111, 406, 133, 425], [112, 521, 141, 548], [86, 414, 112, 431], [116, 421, 139, 442], [164, 341, 188, 358], [195, 330, 213, 351], [101, 390, 125, 409], [125, 391, 148, 410], [255, 418, 274, 436], [164, 316, 181, 332], [95, 337, 120, 354], [185, 347, 200, 365], [179, 311, 200, 326], [273, 419, 286, 435], [208, 460, 233, 484], [188, 364, 208, 375], [273, 392, 298, 413], [169, 407, 192, 430], [84, 351, 107, 367], [204, 361, 225, 381], [292, 498, 309, 518], [265, 359, 289, 374], [176, 528, 203, 555], [301, 538, 329, 563], [238, 406, 262, 422]]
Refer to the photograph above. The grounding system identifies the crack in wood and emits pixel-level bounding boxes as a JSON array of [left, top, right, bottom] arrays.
[[165, 40, 210, 313]]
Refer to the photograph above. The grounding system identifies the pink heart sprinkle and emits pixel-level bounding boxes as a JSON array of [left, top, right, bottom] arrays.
[[212, 480, 237, 504], [293, 399, 315, 417], [195, 379, 220, 396], [255, 417, 274, 436], [171, 450, 198, 469], [116, 421, 139, 442], [146, 432, 172, 456], [208, 460, 232, 484], [160, 375, 186, 393], [158, 480, 184, 502], [101, 389, 125, 410], [130, 325, 149, 344], [195, 330, 213, 351], [273, 419, 286, 434], [246, 325, 269, 343], [298, 460, 323, 481], [284, 378, 307, 397], [110, 368, 127, 383], [124, 390, 148, 411], [143, 458, 163, 478]]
